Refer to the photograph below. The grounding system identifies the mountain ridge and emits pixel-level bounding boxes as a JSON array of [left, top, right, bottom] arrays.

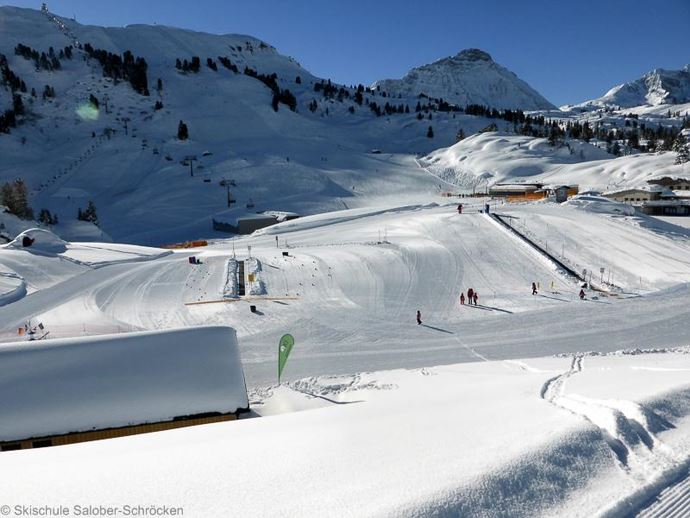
[[373, 48, 555, 111], [572, 64, 690, 110]]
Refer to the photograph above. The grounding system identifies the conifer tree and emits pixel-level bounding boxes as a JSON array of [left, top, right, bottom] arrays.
[[78, 201, 99, 225], [177, 120, 189, 140], [674, 134, 689, 164]]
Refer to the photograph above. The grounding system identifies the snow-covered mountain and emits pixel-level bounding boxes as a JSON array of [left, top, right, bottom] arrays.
[[0, 6, 685, 245], [574, 65, 690, 109], [373, 49, 555, 110], [0, 6, 475, 243]]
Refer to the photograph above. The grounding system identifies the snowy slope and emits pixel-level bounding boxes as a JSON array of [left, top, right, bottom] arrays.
[[373, 48, 555, 110], [2, 202, 690, 388], [0, 6, 517, 244], [421, 131, 688, 192], [500, 203, 690, 291]]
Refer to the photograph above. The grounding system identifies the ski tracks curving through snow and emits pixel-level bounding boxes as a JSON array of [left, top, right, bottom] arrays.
[[541, 355, 690, 517]]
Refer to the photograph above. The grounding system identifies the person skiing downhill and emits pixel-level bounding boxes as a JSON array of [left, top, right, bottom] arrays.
[[460, 293, 465, 305], [457, 203, 463, 214], [467, 288, 474, 301], [416, 310, 422, 325], [579, 289, 585, 300], [473, 292, 478, 305], [532, 282, 538, 295]]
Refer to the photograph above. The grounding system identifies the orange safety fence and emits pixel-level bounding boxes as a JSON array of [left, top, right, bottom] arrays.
[[506, 192, 549, 203], [160, 240, 209, 249]]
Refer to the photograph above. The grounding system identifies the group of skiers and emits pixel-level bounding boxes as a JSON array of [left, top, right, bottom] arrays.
[[460, 288, 478, 306], [416, 282, 590, 325], [533, 280, 586, 300]]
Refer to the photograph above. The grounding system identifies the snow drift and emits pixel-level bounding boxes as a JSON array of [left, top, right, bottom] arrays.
[[4, 228, 68, 254]]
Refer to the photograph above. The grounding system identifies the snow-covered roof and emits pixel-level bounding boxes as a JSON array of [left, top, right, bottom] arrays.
[[604, 186, 660, 196], [238, 214, 277, 222], [0, 326, 248, 442], [261, 211, 299, 222], [213, 210, 278, 227]]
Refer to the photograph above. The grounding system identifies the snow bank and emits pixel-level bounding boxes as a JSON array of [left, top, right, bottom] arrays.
[[246, 258, 266, 296], [221, 258, 239, 298], [4, 228, 68, 254], [0, 326, 248, 441], [564, 194, 636, 216], [3, 353, 690, 516], [62, 242, 172, 266], [0, 263, 27, 306]]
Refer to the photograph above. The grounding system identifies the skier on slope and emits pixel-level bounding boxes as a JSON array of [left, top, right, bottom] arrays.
[[473, 292, 478, 305], [416, 310, 422, 325], [579, 289, 585, 300], [532, 282, 538, 295], [467, 288, 474, 302], [460, 292, 465, 305], [457, 203, 463, 214]]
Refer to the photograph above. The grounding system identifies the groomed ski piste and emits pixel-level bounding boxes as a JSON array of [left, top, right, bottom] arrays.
[[1, 194, 690, 516]]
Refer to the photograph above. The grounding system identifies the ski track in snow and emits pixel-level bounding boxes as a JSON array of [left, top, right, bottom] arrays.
[[541, 355, 690, 517], [638, 471, 690, 518]]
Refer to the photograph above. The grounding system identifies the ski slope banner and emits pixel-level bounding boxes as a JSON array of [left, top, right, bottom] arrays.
[[278, 334, 295, 382]]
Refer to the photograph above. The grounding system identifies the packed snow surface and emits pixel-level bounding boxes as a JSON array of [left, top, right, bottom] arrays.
[[2, 202, 690, 386], [499, 203, 690, 291], [2, 351, 690, 517]]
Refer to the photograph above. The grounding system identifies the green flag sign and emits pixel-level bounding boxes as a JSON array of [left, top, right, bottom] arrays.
[[278, 334, 295, 382]]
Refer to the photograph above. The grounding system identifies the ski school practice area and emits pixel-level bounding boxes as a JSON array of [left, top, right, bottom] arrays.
[[1, 197, 690, 516]]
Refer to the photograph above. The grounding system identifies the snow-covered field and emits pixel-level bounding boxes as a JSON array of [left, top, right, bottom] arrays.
[[2, 350, 690, 517], [0, 200, 689, 517]]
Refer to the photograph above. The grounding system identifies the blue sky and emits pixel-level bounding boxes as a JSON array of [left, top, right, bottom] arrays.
[[3, 0, 689, 105]]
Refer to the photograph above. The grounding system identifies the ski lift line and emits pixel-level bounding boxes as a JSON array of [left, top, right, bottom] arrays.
[[491, 213, 585, 284]]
